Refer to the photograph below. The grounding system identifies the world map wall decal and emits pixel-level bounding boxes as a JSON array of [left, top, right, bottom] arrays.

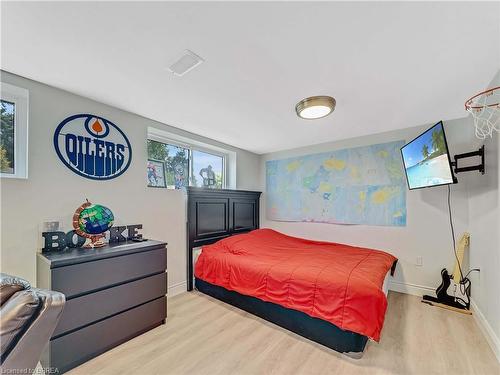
[[266, 140, 407, 227]]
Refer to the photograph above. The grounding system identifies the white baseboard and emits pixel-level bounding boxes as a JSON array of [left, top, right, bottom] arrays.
[[168, 281, 187, 297], [389, 281, 500, 364], [388, 279, 435, 297], [470, 298, 500, 363]]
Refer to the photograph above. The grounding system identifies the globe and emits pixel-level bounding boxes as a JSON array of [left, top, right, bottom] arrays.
[[78, 204, 114, 235]]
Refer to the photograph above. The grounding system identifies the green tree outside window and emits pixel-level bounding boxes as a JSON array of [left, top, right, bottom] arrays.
[[0, 100, 15, 174]]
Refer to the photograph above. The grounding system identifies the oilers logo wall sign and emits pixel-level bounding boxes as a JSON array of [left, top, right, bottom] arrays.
[[54, 114, 132, 180]]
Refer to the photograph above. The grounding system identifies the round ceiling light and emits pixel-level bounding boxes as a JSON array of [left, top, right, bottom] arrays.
[[295, 96, 336, 120]]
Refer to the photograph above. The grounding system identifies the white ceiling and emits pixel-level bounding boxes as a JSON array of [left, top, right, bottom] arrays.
[[1, 2, 499, 154]]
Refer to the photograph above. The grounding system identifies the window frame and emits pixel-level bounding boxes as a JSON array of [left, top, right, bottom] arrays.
[[0, 82, 29, 179], [147, 134, 228, 190]]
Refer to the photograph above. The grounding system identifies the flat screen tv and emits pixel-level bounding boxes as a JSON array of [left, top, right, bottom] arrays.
[[401, 121, 455, 190]]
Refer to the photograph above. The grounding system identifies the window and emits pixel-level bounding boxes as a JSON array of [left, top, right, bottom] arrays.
[[192, 150, 224, 189], [147, 139, 226, 190], [1, 100, 15, 174], [0, 82, 29, 179], [147, 140, 190, 189]]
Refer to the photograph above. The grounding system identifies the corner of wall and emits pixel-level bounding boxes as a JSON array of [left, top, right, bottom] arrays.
[[471, 298, 500, 363]]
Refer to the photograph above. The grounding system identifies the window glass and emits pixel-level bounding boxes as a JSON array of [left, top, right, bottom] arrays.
[[147, 140, 190, 189], [192, 150, 223, 189], [147, 140, 225, 190], [0, 100, 15, 174], [166, 144, 190, 189]]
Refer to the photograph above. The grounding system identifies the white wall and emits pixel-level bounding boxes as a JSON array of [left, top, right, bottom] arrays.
[[0, 70, 260, 294], [259, 118, 473, 294], [465, 70, 500, 359]]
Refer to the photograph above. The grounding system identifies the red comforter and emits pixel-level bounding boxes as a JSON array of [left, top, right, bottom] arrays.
[[195, 229, 397, 341]]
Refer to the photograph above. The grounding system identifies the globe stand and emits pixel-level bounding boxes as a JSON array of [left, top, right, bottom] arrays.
[[83, 234, 106, 248]]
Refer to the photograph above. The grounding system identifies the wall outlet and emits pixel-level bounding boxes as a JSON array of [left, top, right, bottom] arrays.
[[42, 221, 60, 232], [416, 256, 423, 266]]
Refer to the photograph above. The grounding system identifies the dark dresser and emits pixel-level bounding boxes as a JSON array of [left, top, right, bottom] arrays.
[[37, 240, 167, 373]]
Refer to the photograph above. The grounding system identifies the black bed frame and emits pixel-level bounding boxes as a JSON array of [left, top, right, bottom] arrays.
[[186, 187, 369, 355], [186, 187, 262, 291]]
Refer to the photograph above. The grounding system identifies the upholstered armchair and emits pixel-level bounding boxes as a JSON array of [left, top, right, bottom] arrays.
[[0, 273, 65, 372]]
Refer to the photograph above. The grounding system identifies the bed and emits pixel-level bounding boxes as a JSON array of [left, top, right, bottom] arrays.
[[187, 187, 397, 356]]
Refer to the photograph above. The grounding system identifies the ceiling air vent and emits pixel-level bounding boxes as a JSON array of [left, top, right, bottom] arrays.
[[168, 50, 204, 76]]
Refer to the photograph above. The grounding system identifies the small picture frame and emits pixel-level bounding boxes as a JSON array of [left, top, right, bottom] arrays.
[[147, 159, 166, 188]]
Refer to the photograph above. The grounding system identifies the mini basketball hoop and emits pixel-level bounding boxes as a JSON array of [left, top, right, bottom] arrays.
[[465, 86, 500, 139]]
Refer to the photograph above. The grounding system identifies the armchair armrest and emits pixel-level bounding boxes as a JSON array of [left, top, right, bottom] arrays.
[[1, 288, 65, 372]]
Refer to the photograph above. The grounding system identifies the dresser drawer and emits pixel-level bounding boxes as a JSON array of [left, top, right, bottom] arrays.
[[51, 247, 166, 298], [53, 272, 167, 337], [48, 296, 166, 373]]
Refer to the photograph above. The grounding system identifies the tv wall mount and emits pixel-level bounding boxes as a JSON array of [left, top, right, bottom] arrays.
[[452, 145, 485, 178]]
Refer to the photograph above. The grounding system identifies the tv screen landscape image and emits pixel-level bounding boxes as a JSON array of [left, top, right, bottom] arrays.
[[401, 121, 455, 190]]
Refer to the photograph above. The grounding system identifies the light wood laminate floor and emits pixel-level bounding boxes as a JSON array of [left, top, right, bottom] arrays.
[[69, 291, 499, 375]]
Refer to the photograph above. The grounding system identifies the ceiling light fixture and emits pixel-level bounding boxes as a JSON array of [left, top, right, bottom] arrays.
[[295, 96, 336, 120]]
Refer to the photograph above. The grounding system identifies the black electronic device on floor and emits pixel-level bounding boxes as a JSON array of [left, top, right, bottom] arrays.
[[421, 233, 478, 314]]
